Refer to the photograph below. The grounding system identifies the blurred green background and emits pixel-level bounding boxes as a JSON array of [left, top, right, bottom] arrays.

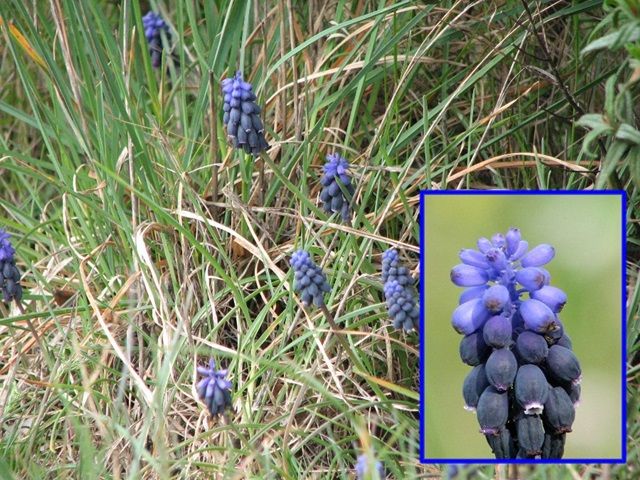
[[422, 194, 623, 459]]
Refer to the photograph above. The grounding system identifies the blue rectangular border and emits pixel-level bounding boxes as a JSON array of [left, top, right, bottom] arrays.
[[419, 189, 627, 464]]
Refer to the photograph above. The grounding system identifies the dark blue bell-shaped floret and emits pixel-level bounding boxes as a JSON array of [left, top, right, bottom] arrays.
[[485, 348, 517, 391], [543, 386, 576, 434], [483, 315, 513, 348], [221, 71, 269, 156], [546, 345, 582, 385], [477, 386, 509, 435], [564, 382, 581, 406], [515, 364, 549, 415], [196, 358, 233, 417], [486, 428, 514, 459], [516, 413, 545, 457], [290, 250, 331, 307], [459, 331, 491, 366], [555, 333, 573, 350], [542, 432, 566, 459], [515, 330, 549, 364], [463, 364, 490, 412]]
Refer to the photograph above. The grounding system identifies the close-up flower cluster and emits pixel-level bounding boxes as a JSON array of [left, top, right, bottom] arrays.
[[450, 228, 581, 459], [355, 453, 385, 479], [0, 229, 22, 304], [221, 71, 269, 156]]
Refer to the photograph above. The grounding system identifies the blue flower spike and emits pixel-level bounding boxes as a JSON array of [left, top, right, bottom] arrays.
[[381, 248, 419, 332], [449, 229, 579, 458], [290, 250, 331, 307], [319, 153, 356, 222], [196, 358, 233, 417], [221, 71, 269, 156], [0, 229, 22, 304], [142, 11, 172, 69]]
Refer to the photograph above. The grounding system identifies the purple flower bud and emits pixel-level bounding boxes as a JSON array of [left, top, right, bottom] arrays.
[[515, 331, 548, 364], [485, 248, 508, 271], [459, 249, 489, 269], [509, 240, 529, 261], [519, 299, 558, 333], [485, 348, 517, 391], [451, 298, 490, 335], [459, 331, 491, 366], [483, 315, 512, 348], [547, 345, 582, 385], [459, 285, 488, 304], [543, 386, 575, 434], [477, 386, 509, 435], [482, 285, 510, 313], [556, 333, 573, 350], [515, 365, 549, 415], [463, 364, 490, 411], [491, 233, 506, 248], [515, 267, 547, 292], [450, 264, 488, 287], [477, 237, 492, 253], [531, 286, 567, 313], [505, 228, 521, 256], [521, 244, 555, 267]]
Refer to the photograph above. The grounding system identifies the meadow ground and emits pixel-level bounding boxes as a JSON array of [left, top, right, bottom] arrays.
[[0, 0, 638, 479]]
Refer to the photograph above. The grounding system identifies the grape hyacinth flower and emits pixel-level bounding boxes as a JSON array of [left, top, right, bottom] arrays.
[[290, 250, 331, 307], [383, 280, 419, 332], [0, 229, 22, 304], [449, 228, 580, 459], [196, 358, 233, 417], [355, 453, 385, 479], [319, 153, 355, 222], [381, 248, 419, 332], [142, 11, 172, 69], [221, 71, 269, 155]]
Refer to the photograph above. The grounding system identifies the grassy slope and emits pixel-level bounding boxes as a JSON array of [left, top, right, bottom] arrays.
[[0, 0, 637, 478]]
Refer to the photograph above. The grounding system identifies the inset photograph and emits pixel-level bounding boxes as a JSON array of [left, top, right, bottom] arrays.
[[420, 192, 625, 462]]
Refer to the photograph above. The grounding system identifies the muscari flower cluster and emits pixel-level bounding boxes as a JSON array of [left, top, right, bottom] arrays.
[[355, 453, 385, 480], [319, 153, 355, 222], [381, 249, 419, 332], [221, 71, 269, 155], [450, 229, 581, 459], [142, 11, 171, 69], [196, 358, 233, 417], [0, 230, 22, 304], [290, 250, 331, 307]]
